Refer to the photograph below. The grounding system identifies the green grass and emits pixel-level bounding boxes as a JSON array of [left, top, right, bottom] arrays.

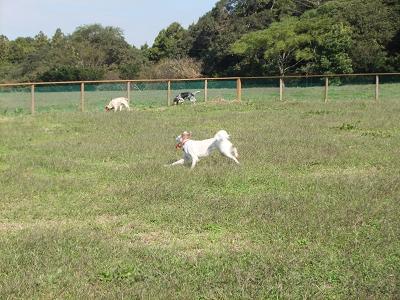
[[0, 100, 399, 298], [1, 81, 400, 114]]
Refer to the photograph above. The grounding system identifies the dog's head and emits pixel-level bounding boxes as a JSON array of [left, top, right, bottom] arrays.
[[175, 131, 192, 149], [173, 96, 184, 105], [105, 98, 115, 111]]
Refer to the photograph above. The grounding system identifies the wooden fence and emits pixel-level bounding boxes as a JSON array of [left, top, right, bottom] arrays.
[[0, 73, 399, 114]]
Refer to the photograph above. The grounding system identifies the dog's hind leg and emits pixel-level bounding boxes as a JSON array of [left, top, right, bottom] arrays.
[[226, 154, 240, 165], [222, 149, 240, 165], [232, 147, 239, 159]]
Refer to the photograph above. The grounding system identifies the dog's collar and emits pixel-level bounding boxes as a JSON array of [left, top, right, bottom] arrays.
[[175, 138, 189, 150]]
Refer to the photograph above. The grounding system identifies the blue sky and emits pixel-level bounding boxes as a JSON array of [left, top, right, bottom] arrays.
[[0, 0, 218, 47]]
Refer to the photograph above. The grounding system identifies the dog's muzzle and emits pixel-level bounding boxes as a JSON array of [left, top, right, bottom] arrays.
[[175, 138, 189, 150]]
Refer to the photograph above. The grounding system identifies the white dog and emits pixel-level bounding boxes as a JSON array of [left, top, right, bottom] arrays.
[[168, 130, 239, 169], [105, 97, 130, 112]]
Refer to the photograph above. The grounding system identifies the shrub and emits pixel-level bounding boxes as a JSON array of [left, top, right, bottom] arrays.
[[38, 66, 105, 82], [140, 57, 202, 79]]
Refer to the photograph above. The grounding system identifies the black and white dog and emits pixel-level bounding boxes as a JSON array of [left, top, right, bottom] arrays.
[[173, 91, 201, 105]]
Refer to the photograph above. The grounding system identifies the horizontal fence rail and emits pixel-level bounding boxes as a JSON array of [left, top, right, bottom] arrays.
[[0, 73, 399, 114]]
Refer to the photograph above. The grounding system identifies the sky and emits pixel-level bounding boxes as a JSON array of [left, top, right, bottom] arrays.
[[0, 0, 219, 47]]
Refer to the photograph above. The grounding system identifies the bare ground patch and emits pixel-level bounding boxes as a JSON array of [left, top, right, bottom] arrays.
[[308, 166, 380, 179], [0, 216, 256, 257]]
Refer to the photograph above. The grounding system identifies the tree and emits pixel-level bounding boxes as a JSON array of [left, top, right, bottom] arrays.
[[38, 66, 105, 81], [0, 35, 10, 64], [232, 12, 353, 75], [33, 31, 49, 49], [118, 47, 150, 79], [7, 37, 35, 64], [187, 0, 330, 76], [232, 17, 314, 75], [19, 32, 51, 79], [51, 28, 65, 46], [316, 0, 397, 72], [311, 24, 353, 74], [47, 29, 77, 67], [148, 22, 189, 62], [299, 11, 353, 74], [71, 24, 131, 67], [1, 0, 399, 82]]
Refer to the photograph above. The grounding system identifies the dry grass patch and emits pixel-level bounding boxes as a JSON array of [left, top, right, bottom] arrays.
[[308, 166, 380, 179]]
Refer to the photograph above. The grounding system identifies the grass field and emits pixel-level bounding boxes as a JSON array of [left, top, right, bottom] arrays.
[[0, 99, 399, 298]]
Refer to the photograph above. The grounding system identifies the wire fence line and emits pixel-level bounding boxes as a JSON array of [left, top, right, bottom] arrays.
[[0, 73, 399, 114]]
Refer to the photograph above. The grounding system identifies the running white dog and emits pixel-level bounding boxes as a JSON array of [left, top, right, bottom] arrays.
[[105, 97, 130, 112], [168, 130, 239, 169]]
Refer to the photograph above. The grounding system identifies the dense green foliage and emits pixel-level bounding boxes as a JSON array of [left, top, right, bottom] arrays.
[[232, 14, 353, 75], [0, 0, 399, 82]]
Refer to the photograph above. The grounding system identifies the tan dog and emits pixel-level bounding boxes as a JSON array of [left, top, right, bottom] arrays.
[[105, 97, 130, 112]]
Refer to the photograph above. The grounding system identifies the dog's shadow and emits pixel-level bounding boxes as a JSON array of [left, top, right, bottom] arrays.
[[164, 154, 240, 169]]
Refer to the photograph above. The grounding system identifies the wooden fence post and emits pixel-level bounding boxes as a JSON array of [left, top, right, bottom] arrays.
[[324, 77, 329, 103], [80, 82, 85, 112], [167, 81, 171, 106], [375, 75, 379, 101], [31, 84, 35, 114], [204, 79, 208, 102], [127, 81, 131, 102], [236, 78, 242, 101], [279, 77, 284, 101]]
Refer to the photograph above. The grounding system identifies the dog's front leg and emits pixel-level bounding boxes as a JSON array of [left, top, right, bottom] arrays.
[[168, 158, 185, 166], [190, 156, 199, 169]]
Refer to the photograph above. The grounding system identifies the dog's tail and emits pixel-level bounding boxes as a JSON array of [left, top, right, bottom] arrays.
[[193, 90, 201, 95], [214, 130, 230, 141]]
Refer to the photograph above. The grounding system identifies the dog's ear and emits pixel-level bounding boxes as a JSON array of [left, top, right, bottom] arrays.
[[181, 131, 189, 139], [188, 131, 192, 138]]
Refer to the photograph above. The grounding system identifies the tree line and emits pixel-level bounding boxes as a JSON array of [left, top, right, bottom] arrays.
[[0, 0, 399, 83]]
